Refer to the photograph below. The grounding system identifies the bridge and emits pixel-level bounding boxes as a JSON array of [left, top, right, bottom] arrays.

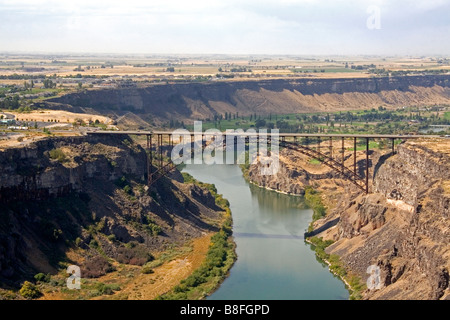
[[87, 130, 432, 194]]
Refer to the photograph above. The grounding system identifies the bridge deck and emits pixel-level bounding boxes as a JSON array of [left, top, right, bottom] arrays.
[[86, 130, 437, 139]]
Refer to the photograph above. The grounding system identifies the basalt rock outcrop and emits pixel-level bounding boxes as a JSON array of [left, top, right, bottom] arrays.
[[0, 135, 146, 202]]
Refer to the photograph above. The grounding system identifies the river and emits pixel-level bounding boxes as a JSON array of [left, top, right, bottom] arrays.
[[182, 163, 349, 300]]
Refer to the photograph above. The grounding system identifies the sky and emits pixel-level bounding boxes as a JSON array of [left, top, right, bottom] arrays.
[[0, 0, 449, 55]]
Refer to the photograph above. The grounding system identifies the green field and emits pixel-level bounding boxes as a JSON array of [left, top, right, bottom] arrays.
[[347, 141, 380, 151], [181, 106, 450, 136]]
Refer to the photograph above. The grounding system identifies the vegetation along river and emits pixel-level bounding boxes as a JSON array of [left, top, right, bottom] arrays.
[[182, 163, 349, 300]]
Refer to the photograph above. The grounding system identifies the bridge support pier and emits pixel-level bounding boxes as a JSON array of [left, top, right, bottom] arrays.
[[366, 137, 369, 194], [317, 137, 321, 155], [158, 134, 163, 169], [354, 137, 357, 179], [147, 134, 152, 186], [329, 137, 333, 159]]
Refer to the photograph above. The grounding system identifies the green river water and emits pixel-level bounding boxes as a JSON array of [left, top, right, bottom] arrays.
[[182, 163, 349, 300]]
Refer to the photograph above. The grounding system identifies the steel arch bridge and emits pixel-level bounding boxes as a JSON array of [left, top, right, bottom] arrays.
[[87, 130, 429, 194]]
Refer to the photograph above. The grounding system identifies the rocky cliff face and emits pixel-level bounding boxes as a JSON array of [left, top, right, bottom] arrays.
[[46, 75, 450, 124], [245, 153, 340, 195], [0, 135, 146, 202], [245, 138, 450, 299], [0, 135, 223, 288], [316, 140, 450, 300]]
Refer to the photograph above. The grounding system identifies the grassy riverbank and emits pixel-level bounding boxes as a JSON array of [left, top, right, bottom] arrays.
[[303, 185, 366, 299], [306, 236, 366, 300], [304, 186, 327, 232], [156, 172, 236, 300]]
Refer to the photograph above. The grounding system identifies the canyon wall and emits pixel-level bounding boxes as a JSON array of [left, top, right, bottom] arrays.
[[245, 138, 450, 299], [0, 135, 223, 288], [322, 140, 450, 299], [46, 75, 450, 124], [0, 135, 146, 202]]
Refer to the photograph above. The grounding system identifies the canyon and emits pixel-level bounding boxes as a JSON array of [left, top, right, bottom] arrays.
[[246, 138, 450, 299], [2, 74, 450, 300]]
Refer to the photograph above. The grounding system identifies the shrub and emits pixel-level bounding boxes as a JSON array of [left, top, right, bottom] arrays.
[[181, 172, 195, 184], [19, 281, 42, 299], [123, 185, 132, 195], [81, 255, 114, 278], [93, 282, 120, 295], [304, 186, 327, 222], [141, 265, 155, 274], [89, 239, 99, 249], [308, 236, 335, 263], [49, 148, 67, 163], [116, 245, 153, 266], [75, 237, 83, 247], [34, 273, 51, 283], [145, 222, 161, 237]]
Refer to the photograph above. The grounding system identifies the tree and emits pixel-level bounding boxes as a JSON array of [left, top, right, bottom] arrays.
[[77, 82, 83, 89], [255, 119, 266, 128], [43, 79, 56, 89], [19, 281, 42, 299]]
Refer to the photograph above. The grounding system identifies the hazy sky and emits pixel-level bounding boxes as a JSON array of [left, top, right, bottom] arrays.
[[0, 0, 449, 55]]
